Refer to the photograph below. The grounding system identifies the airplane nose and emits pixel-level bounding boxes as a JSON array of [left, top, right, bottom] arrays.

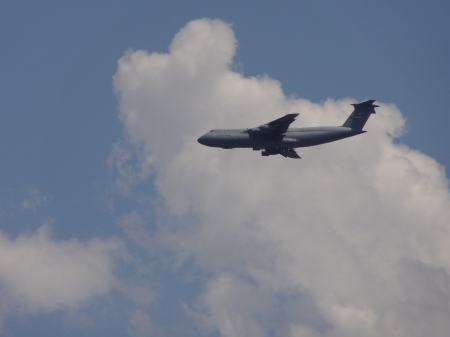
[[198, 135, 207, 145]]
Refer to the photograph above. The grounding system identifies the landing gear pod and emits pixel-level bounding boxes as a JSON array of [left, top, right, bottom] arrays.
[[261, 148, 301, 159]]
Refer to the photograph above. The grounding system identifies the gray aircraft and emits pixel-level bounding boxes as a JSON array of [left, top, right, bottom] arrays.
[[197, 100, 378, 158]]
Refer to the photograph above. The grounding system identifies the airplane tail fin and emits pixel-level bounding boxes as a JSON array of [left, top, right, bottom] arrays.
[[342, 100, 378, 130]]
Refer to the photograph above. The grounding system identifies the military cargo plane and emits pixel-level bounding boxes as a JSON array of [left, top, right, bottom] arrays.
[[197, 100, 378, 159]]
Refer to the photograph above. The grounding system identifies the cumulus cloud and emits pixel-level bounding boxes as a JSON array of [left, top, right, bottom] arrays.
[[112, 18, 450, 337], [0, 223, 124, 326]]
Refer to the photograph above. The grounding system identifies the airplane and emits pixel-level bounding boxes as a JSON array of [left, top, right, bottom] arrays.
[[197, 100, 378, 159]]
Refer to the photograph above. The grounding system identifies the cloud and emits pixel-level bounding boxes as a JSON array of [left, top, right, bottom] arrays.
[[0, 223, 124, 326], [112, 18, 450, 337], [22, 188, 50, 212], [127, 310, 164, 337]]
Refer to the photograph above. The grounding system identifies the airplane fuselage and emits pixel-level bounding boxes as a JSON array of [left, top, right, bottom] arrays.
[[198, 126, 365, 150]]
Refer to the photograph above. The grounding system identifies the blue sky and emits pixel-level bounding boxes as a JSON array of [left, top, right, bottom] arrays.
[[1, 2, 450, 336]]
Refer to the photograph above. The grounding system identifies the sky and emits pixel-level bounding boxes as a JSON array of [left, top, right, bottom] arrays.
[[0, 1, 450, 336]]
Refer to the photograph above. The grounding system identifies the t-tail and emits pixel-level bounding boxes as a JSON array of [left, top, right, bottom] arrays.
[[342, 100, 378, 130]]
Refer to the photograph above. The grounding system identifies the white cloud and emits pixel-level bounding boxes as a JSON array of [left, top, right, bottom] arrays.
[[22, 188, 50, 212], [112, 18, 450, 337], [127, 310, 163, 337], [0, 223, 124, 326]]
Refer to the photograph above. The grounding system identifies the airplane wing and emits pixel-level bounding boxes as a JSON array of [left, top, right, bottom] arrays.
[[251, 113, 299, 134]]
